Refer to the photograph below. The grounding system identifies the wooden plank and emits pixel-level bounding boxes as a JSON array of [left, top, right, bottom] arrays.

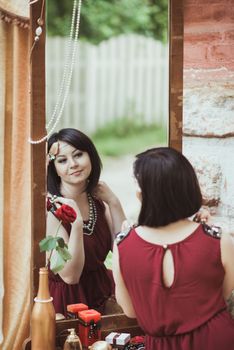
[[154, 41, 163, 124], [30, 0, 46, 295], [116, 35, 127, 120], [169, 0, 184, 151], [98, 41, 108, 128], [162, 44, 169, 127], [144, 38, 153, 124]]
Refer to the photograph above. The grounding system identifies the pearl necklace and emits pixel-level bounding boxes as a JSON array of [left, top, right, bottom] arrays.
[[83, 194, 97, 236], [29, 0, 82, 144]]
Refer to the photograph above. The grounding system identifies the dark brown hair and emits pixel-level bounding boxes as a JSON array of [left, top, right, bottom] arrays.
[[134, 147, 202, 227]]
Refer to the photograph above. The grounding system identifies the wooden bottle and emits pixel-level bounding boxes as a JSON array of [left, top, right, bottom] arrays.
[[31, 267, 56, 350]]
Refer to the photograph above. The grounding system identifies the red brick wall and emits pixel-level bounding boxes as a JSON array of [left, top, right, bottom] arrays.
[[184, 0, 234, 71], [183, 0, 234, 226]]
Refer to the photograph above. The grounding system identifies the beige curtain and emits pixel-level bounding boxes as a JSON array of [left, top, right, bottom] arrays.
[[0, 2, 31, 349], [0, 0, 29, 18]]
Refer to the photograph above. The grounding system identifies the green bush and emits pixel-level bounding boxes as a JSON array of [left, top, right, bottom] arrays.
[[47, 0, 168, 44], [91, 118, 167, 157]]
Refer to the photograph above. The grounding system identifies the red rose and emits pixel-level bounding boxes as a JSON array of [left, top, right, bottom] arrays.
[[130, 335, 145, 344], [55, 204, 77, 224]]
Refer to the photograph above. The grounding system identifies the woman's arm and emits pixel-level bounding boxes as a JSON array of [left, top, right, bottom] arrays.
[[47, 197, 85, 284], [94, 181, 126, 238], [220, 230, 234, 300], [112, 241, 136, 318]]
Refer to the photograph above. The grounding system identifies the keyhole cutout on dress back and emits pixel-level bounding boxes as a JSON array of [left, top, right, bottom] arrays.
[[162, 247, 175, 288]]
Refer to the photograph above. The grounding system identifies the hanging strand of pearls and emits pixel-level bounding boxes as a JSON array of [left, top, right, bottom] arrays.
[[83, 194, 98, 235], [29, 0, 82, 144], [46, 0, 77, 131], [29, 0, 45, 61]]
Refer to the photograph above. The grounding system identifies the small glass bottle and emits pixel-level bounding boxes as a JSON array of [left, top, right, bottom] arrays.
[[31, 267, 56, 350], [63, 328, 82, 350]]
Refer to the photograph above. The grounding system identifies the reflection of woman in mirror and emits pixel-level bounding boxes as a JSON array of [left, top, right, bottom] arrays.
[[113, 147, 234, 350], [47, 128, 125, 316]]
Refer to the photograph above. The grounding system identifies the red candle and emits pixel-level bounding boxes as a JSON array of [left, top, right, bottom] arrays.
[[67, 303, 88, 314], [78, 309, 101, 348]]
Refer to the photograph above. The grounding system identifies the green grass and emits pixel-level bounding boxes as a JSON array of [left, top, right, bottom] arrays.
[[91, 119, 167, 157]]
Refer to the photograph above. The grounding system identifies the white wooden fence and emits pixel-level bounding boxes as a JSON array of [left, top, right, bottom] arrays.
[[46, 34, 168, 134]]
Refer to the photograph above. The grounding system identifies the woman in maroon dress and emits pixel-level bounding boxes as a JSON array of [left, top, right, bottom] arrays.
[[47, 128, 126, 316], [113, 147, 234, 350]]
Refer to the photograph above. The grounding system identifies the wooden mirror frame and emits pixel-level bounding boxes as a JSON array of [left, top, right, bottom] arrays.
[[169, 0, 183, 152], [30, 0, 183, 337], [30, 0, 46, 293]]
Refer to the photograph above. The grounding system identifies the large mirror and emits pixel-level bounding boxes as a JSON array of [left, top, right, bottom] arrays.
[[31, 0, 183, 319], [46, 0, 169, 225]]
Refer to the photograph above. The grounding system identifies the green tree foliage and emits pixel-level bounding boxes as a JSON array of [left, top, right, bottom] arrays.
[[46, 0, 168, 43]]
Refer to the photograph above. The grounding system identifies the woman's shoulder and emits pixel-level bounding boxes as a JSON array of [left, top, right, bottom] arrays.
[[115, 225, 134, 245], [201, 222, 222, 239], [220, 230, 234, 283]]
